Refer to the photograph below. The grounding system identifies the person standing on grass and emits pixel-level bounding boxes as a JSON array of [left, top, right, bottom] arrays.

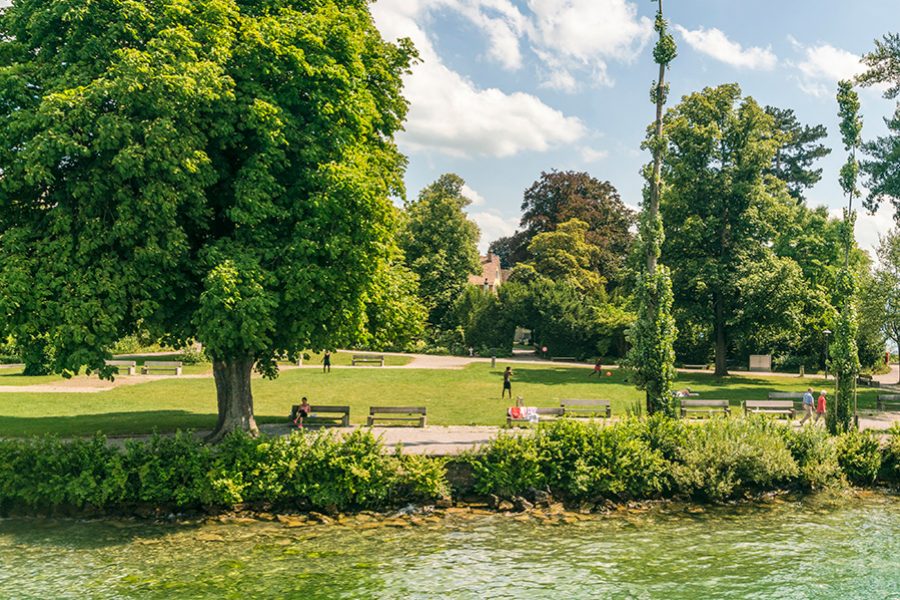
[[502, 366, 513, 399], [815, 390, 827, 424], [589, 359, 603, 377], [322, 351, 332, 373], [799, 387, 815, 425]]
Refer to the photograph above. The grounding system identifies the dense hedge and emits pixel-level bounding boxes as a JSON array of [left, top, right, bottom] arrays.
[[0, 421, 896, 516], [0, 430, 449, 514], [466, 416, 898, 503]]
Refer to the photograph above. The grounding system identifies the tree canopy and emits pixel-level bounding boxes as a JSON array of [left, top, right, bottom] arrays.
[[765, 106, 831, 202], [0, 0, 415, 439]]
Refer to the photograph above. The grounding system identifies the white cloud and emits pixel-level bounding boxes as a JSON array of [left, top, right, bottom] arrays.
[[675, 25, 777, 70], [580, 146, 609, 162], [787, 38, 886, 98], [461, 183, 486, 206], [435, 0, 531, 70], [470, 210, 517, 252], [373, 0, 585, 158]]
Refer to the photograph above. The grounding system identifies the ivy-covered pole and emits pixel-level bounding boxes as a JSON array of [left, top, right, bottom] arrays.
[[628, 0, 678, 416], [829, 80, 863, 433]]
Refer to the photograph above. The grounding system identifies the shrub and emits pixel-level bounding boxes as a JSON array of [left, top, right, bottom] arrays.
[[836, 429, 881, 486], [671, 417, 798, 502], [466, 431, 544, 498], [781, 426, 843, 490], [880, 424, 900, 485], [123, 432, 213, 507]]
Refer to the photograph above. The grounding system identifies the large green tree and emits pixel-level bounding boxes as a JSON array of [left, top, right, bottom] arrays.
[[0, 0, 414, 440], [627, 0, 678, 415], [399, 173, 481, 327], [829, 80, 863, 433], [660, 84, 787, 376], [489, 170, 634, 283], [764, 106, 831, 202], [864, 229, 900, 382], [859, 33, 900, 217]]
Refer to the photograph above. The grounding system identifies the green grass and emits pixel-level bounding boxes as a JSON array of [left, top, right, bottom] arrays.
[[0, 361, 882, 437]]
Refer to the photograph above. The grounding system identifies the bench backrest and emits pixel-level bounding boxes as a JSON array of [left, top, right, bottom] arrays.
[[144, 361, 183, 368], [681, 399, 729, 408], [878, 394, 900, 401], [767, 392, 804, 400], [369, 406, 426, 415], [105, 360, 136, 367], [561, 399, 611, 407], [354, 354, 384, 359], [747, 400, 794, 409], [310, 405, 350, 414]]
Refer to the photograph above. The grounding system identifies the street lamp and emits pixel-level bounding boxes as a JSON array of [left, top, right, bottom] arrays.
[[823, 329, 832, 381]]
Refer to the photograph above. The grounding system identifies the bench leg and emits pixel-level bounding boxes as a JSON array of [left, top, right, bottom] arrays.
[[419, 416, 426, 428], [341, 416, 349, 427], [366, 417, 374, 427], [175, 367, 182, 376]]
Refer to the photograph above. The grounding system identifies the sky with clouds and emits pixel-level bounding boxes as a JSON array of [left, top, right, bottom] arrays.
[[370, 0, 900, 253]]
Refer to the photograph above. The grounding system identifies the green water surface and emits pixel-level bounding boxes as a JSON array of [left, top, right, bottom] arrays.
[[0, 493, 897, 599]]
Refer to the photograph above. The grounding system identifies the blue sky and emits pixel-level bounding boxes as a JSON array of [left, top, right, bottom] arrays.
[[372, 0, 900, 253]]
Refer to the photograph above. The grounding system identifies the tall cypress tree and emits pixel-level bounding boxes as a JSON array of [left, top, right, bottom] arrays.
[[627, 0, 678, 415], [829, 80, 863, 433]]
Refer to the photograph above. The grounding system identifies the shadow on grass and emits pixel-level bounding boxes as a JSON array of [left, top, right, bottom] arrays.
[[0, 411, 288, 438]]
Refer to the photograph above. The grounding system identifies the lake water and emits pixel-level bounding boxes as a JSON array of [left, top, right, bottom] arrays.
[[0, 493, 898, 599]]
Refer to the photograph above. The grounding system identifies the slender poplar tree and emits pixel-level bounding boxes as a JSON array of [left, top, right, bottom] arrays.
[[627, 0, 678, 415], [829, 80, 863, 433]]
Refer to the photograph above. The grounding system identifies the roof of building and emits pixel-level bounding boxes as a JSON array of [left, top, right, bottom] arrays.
[[468, 253, 505, 287]]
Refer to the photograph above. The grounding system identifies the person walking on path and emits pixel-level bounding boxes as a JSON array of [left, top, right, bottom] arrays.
[[589, 359, 603, 377], [502, 367, 513, 399], [815, 390, 827, 424], [799, 387, 815, 425], [322, 351, 332, 373]]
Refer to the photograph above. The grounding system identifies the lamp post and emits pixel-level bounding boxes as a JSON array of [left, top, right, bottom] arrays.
[[823, 329, 832, 381]]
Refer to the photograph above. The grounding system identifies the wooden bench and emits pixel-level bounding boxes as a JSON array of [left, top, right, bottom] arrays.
[[876, 395, 900, 411], [367, 406, 426, 427], [768, 392, 804, 401], [745, 400, 795, 419], [549, 356, 577, 362], [560, 399, 611, 418], [507, 407, 564, 426], [352, 354, 385, 367], [105, 360, 136, 376], [291, 404, 350, 427], [681, 364, 708, 370], [857, 374, 880, 387], [680, 399, 730, 418], [141, 361, 183, 376]]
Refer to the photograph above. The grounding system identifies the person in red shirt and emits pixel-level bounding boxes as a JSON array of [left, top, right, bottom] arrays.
[[815, 390, 827, 424]]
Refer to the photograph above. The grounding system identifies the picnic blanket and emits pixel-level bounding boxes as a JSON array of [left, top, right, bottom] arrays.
[[507, 406, 540, 422]]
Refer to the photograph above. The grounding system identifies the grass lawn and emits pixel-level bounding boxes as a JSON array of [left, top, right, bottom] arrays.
[[0, 361, 882, 437], [0, 351, 412, 386]]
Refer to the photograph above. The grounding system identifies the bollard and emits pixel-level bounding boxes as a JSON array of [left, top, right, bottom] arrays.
[[799, 365, 804, 377], [491, 355, 496, 368]]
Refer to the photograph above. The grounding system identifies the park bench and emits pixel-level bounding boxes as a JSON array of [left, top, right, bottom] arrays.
[[352, 354, 385, 367], [367, 406, 426, 427], [768, 392, 805, 401], [560, 399, 611, 419], [507, 407, 564, 426], [105, 359, 136, 376], [680, 399, 730, 418], [745, 400, 795, 419], [681, 364, 707, 370], [291, 404, 350, 427], [876, 394, 900, 411], [141, 361, 183, 376], [857, 374, 880, 387], [549, 356, 577, 362]]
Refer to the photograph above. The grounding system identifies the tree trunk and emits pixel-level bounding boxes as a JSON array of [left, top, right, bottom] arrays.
[[207, 357, 258, 443], [714, 293, 728, 376]]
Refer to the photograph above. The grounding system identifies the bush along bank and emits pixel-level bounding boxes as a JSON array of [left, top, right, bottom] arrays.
[[0, 418, 897, 517]]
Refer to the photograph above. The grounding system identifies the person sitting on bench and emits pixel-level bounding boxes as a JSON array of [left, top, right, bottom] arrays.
[[292, 397, 311, 428]]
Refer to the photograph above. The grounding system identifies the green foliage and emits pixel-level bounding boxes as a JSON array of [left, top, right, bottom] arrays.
[[764, 106, 831, 202], [400, 174, 482, 327], [781, 426, 843, 490], [627, 265, 677, 415], [835, 429, 881, 486], [0, 0, 415, 433], [447, 286, 514, 353], [467, 432, 545, 498], [361, 258, 428, 352], [0, 430, 449, 514], [651, 8, 677, 67], [671, 417, 799, 502], [880, 424, 900, 484]]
